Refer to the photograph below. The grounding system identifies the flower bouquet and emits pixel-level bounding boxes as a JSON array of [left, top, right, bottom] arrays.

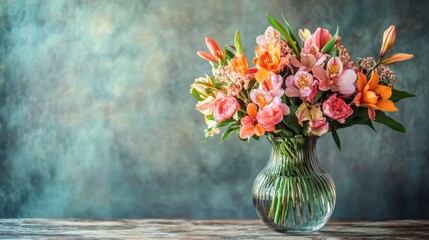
[[190, 15, 414, 232]]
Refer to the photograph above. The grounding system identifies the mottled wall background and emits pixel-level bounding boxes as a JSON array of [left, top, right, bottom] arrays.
[[0, 0, 428, 219]]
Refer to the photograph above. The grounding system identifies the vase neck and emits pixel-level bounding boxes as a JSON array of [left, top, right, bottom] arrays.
[[266, 136, 321, 175]]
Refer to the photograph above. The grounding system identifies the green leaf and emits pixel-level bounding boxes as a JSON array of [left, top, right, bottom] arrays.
[[313, 91, 323, 103], [390, 89, 416, 103], [331, 126, 341, 151], [204, 88, 214, 94], [374, 111, 407, 133], [234, 29, 244, 55], [331, 47, 339, 57], [215, 119, 236, 128], [221, 125, 240, 143], [321, 26, 339, 54], [225, 48, 235, 60], [283, 112, 302, 135], [191, 88, 204, 101], [281, 13, 301, 54], [267, 15, 300, 58], [205, 114, 215, 121]]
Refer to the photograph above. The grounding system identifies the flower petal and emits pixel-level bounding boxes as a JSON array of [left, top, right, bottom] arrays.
[[254, 123, 265, 136], [239, 125, 255, 139], [375, 99, 397, 112], [285, 86, 300, 97], [357, 72, 367, 92], [336, 69, 357, 86], [247, 103, 258, 118], [373, 85, 392, 100], [368, 71, 379, 90]]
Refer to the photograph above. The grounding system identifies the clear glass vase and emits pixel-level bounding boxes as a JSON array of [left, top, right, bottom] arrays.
[[252, 135, 336, 233]]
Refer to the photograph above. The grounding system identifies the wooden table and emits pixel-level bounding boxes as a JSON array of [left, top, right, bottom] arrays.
[[1, 219, 428, 239]]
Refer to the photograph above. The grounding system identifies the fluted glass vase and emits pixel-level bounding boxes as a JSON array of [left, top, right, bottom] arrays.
[[252, 135, 336, 233]]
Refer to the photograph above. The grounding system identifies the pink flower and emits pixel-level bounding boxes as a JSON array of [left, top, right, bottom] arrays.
[[304, 28, 334, 52], [313, 57, 356, 95], [322, 94, 353, 124], [213, 92, 240, 123], [308, 118, 329, 136], [195, 96, 215, 115], [290, 53, 327, 72], [250, 74, 284, 108], [256, 98, 290, 131], [285, 71, 319, 103], [256, 26, 281, 47]]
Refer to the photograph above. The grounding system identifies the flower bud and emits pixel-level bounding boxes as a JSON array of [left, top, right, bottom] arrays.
[[381, 53, 414, 65], [298, 28, 311, 42], [380, 25, 396, 58]]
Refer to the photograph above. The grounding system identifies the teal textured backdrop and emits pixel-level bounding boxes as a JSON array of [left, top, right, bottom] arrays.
[[0, 0, 428, 218]]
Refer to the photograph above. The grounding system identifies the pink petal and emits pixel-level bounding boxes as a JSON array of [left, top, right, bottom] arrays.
[[285, 75, 295, 88], [312, 66, 327, 81], [300, 87, 311, 97], [285, 87, 299, 97], [338, 84, 356, 95], [336, 69, 357, 86]]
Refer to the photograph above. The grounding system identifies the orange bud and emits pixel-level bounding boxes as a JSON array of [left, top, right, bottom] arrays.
[[380, 25, 396, 58], [381, 53, 414, 65], [197, 51, 217, 62], [205, 37, 224, 60]]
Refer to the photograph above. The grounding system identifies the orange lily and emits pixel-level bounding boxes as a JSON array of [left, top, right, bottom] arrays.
[[229, 54, 249, 75], [381, 53, 414, 65], [197, 37, 225, 64], [239, 103, 265, 139], [253, 42, 288, 83], [380, 25, 396, 58], [354, 71, 397, 120]]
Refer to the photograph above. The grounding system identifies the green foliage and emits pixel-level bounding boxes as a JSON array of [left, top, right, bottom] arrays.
[[234, 30, 244, 55], [191, 88, 204, 101], [390, 89, 416, 103], [321, 27, 339, 54], [330, 125, 341, 151], [282, 105, 302, 135], [267, 15, 300, 58], [374, 111, 407, 133], [221, 124, 240, 143]]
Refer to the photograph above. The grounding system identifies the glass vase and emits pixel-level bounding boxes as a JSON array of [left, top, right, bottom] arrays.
[[252, 135, 336, 233]]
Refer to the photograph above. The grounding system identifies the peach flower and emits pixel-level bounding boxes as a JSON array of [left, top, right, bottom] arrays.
[[213, 92, 240, 123], [322, 94, 353, 124]]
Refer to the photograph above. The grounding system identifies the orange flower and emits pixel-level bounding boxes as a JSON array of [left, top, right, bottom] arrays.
[[229, 55, 249, 75], [239, 103, 265, 139], [354, 71, 397, 119], [253, 42, 288, 83]]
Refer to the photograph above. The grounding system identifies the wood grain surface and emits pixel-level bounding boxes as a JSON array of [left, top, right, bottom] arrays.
[[1, 219, 428, 239]]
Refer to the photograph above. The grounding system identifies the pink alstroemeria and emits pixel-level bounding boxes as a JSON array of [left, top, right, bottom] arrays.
[[290, 52, 327, 72], [308, 118, 329, 136], [322, 94, 353, 124], [250, 74, 284, 108], [256, 26, 281, 47], [285, 71, 319, 103], [195, 96, 215, 115], [213, 92, 240, 123], [304, 28, 334, 52], [313, 57, 356, 95], [256, 98, 290, 131]]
